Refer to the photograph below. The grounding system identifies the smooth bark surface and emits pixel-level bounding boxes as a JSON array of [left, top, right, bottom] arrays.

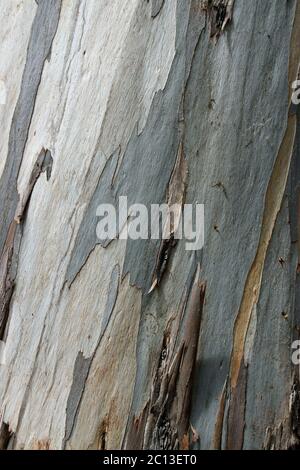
[[0, 0, 299, 450]]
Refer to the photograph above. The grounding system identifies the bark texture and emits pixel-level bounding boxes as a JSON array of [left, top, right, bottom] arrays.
[[0, 0, 300, 450]]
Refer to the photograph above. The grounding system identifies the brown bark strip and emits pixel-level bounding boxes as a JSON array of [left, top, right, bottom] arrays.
[[131, 265, 206, 449], [33, 440, 50, 450], [0, 222, 18, 340], [96, 416, 109, 450], [123, 402, 150, 450], [226, 363, 247, 450], [211, 378, 228, 450], [149, 141, 188, 293], [264, 424, 284, 451], [15, 148, 53, 224], [0, 422, 13, 450]]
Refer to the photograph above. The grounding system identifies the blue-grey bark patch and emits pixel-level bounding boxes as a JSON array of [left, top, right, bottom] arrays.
[[289, 104, 300, 334], [242, 103, 300, 451], [188, 0, 296, 449], [43, 149, 54, 181], [65, 149, 119, 286], [63, 352, 91, 445], [0, 0, 61, 257], [66, 0, 204, 293], [101, 264, 120, 335], [243, 193, 294, 449], [64, 0, 298, 450]]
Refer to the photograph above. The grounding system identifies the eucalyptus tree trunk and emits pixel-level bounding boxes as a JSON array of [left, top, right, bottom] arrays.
[[0, 0, 299, 451]]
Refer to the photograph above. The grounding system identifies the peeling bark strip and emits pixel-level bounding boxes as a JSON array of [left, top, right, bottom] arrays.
[[96, 416, 110, 450], [212, 378, 227, 450], [200, 0, 234, 38], [0, 0, 61, 257], [63, 352, 91, 447], [226, 363, 247, 450], [66, 0, 202, 294], [15, 148, 53, 224], [0, 422, 12, 450], [125, 266, 206, 450], [0, 149, 53, 340], [0, 221, 18, 340], [264, 424, 284, 451], [123, 402, 150, 450], [263, 375, 300, 451], [0, 0, 60, 341], [149, 141, 188, 292]]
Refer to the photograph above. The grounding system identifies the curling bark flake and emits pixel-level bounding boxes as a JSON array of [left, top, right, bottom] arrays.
[[149, 141, 188, 292], [0, 221, 18, 340], [200, 0, 235, 38], [15, 149, 53, 225], [125, 265, 206, 450]]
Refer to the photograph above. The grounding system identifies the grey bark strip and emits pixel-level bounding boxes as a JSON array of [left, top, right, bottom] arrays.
[[0, 149, 53, 340], [0, 0, 61, 257]]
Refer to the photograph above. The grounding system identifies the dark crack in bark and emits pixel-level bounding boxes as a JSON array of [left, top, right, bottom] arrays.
[[151, 0, 165, 19], [200, 0, 235, 39], [0, 422, 13, 450]]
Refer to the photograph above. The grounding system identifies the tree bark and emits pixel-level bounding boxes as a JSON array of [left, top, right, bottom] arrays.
[[0, 0, 299, 450]]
